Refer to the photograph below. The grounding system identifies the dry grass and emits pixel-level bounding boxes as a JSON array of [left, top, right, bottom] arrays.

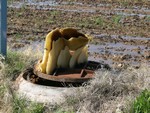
[[0, 47, 42, 113], [48, 64, 150, 113], [78, 66, 150, 113], [0, 48, 150, 113], [0, 56, 12, 113]]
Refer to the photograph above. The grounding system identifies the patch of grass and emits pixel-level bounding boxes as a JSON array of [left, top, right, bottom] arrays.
[[54, 109, 75, 113], [146, 16, 150, 22], [16, 12, 23, 17], [130, 89, 150, 113], [0, 48, 42, 112], [112, 15, 122, 25], [0, 83, 7, 97], [3, 48, 41, 80], [4, 50, 28, 79], [48, 17, 54, 24], [66, 96, 79, 107], [78, 22, 89, 28], [13, 95, 44, 113], [14, 33, 22, 39], [77, 18, 94, 28], [47, 11, 61, 24], [7, 0, 13, 5], [50, 11, 60, 16], [120, 1, 129, 7], [94, 17, 104, 26]]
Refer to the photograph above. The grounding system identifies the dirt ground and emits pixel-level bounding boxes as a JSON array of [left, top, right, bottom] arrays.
[[7, 0, 150, 69]]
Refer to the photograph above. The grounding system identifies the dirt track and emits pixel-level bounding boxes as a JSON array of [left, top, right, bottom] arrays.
[[7, 0, 150, 69]]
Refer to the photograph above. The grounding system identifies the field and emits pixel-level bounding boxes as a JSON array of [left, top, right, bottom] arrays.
[[0, 0, 150, 113], [7, 0, 150, 68]]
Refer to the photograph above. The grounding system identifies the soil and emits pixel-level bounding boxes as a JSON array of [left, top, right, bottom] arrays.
[[7, 0, 150, 69]]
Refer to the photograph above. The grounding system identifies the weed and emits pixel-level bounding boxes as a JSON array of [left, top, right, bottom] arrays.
[[0, 48, 42, 112], [16, 12, 23, 17], [14, 33, 22, 39], [112, 15, 122, 25], [129, 89, 150, 113], [78, 22, 90, 28], [4, 50, 33, 79], [95, 17, 104, 26], [120, 1, 129, 7], [48, 17, 54, 24], [66, 96, 78, 106], [0, 84, 6, 96], [47, 11, 60, 24], [146, 16, 150, 22], [7, 0, 13, 5], [13, 95, 44, 113], [67, 0, 75, 5], [50, 11, 60, 16], [45, 103, 75, 113], [64, 22, 74, 27], [90, 40, 99, 45], [78, 18, 92, 28], [54, 109, 75, 113]]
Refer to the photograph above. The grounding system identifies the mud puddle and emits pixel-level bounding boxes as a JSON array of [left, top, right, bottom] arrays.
[[94, 34, 150, 40], [8, 0, 150, 17], [8, 0, 58, 8], [93, 34, 150, 47], [89, 43, 149, 67], [90, 34, 150, 68], [11, 33, 150, 69], [7, 0, 150, 69]]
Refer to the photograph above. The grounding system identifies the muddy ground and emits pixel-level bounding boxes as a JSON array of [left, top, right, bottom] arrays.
[[7, 0, 150, 69]]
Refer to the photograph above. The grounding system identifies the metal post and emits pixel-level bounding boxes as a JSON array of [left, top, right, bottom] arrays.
[[0, 0, 7, 56]]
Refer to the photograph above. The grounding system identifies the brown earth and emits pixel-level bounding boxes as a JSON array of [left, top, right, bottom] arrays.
[[7, 0, 150, 69]]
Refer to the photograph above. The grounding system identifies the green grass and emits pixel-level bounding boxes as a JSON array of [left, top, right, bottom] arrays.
[[95, 17, 104, 26], [49, 11, 61, 16], [54, 110, 75, 113], [4, 48, 41, 79], [146, 16, 150, 22], [0, 84, 6, 96], [14, 33, 22, 39], [130, 89, 150, 113], [48, 18, 54, 24], [112, 15, 122, 25], [55, 108, 75, 112], [4, 50, 28, 79], [16, 12, 23, 17], [0, 49, 43, 113], [120, 1, 129, 7], [13, 95, 44, 113]]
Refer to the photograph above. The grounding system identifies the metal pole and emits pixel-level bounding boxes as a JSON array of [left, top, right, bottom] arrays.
[[0, 0, 7, 56]]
